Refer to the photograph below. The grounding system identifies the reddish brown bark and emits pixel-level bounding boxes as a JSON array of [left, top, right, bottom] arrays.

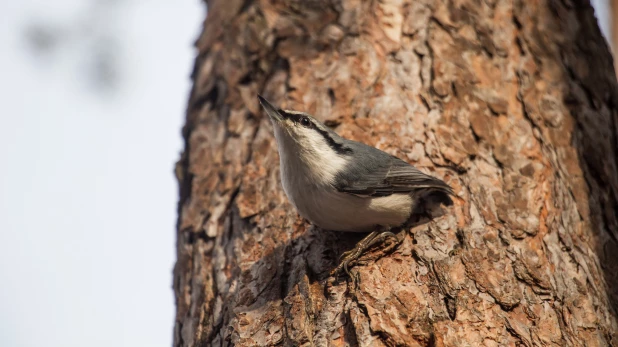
[[174, 0, 618, 345]]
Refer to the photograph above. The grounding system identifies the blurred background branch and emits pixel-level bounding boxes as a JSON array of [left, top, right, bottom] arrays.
[[23, 0, 126, 94]]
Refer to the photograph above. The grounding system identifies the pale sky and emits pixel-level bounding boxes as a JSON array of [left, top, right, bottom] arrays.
[[0, 1, 609, 347], [590, 0, 611, 46], [592, 0, 610, 42], [0, 1, 203, 346]]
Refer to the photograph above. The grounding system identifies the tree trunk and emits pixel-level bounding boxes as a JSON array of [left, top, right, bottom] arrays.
[[173, 0, 618, 345]]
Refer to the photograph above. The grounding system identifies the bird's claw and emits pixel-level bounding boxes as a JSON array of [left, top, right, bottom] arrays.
[[330, 229, 401, 278]]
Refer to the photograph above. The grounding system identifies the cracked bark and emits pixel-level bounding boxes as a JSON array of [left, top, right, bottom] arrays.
[[174, 0, 618, 345]]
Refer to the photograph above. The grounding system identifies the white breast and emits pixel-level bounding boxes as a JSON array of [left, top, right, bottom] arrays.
[[275, 137, 411, 231], [287, 186, 413, 232]]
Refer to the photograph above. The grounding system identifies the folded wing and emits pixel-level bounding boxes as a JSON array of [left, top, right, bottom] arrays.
[[335, 154, 454, 198]]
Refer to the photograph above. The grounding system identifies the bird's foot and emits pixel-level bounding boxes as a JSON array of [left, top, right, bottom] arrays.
[[330, 228, 402, 277]]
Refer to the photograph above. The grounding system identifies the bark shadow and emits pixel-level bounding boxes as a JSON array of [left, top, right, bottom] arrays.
[[229, 207, 439, 314], [574, 115, 618, 313], [556, 7, 618, 314]]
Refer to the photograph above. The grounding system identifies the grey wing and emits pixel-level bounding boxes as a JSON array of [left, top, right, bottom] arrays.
[[336, 155, 454, 198]]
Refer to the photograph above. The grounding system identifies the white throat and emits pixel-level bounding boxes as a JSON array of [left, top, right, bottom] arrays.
[[272, 124, 348, 194]]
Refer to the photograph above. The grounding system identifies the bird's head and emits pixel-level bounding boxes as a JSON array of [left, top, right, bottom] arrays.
[[257, 95, 351, 161]]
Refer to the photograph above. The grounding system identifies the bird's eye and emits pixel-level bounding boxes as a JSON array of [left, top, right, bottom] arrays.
[[300, 117, 311, 127]]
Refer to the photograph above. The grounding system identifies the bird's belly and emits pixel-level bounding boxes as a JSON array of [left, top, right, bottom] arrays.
[[286, 188, 413, 232]]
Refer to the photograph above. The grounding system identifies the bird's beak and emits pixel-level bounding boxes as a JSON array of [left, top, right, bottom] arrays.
[[257, 95, 284, 123]]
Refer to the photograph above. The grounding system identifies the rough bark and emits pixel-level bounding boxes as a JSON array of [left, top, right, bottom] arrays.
[[173, 0, 618, 345]]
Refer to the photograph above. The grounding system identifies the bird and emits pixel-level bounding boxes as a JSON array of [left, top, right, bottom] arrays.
[[257, 95, 455, 275]]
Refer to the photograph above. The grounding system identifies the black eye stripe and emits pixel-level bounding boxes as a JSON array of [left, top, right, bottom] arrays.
[[278, 109, 352, 155], [279, 110, 312, 126]]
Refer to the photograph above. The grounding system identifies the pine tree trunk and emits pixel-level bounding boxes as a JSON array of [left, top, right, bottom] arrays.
[[173, 0, 618, 345]]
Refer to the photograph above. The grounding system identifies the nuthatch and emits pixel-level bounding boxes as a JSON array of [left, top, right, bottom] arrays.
[[258, 95, 454, 275]]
